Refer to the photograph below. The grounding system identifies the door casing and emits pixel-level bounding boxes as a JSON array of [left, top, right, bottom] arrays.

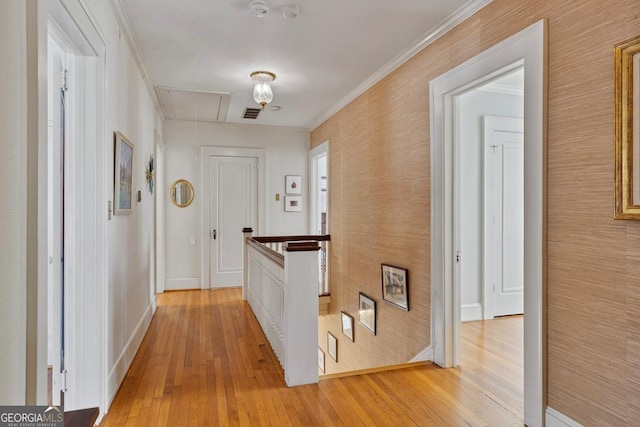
[[429, 20, 547, 427]]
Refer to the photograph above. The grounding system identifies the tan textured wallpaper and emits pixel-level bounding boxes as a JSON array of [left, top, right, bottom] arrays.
[[311, 0, 640, 424]]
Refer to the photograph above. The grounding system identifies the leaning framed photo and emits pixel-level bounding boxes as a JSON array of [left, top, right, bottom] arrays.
[[381, 264, 409, 311], [358, 292, 376, 335], [341, 311, 354, 341], [615, 35, 640, 218], [327, 332, 338, 362], [114, 131, 134, 215], [285, 175, 302, 194]]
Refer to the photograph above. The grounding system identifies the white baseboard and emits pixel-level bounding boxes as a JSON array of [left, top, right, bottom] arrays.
[[546, 407, 584, 427], [107, 303, 154, 406], [409, 346, 433, 362], [165, 278, 201, 290], [461, 303, 483, 322]]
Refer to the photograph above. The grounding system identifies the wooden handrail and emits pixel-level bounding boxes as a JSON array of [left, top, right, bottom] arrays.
[[253, 234, 330, 243], [247, 237, 284, 267]]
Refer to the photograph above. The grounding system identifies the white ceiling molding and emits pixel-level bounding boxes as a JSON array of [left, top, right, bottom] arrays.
[[108, 0, 163, 117], [309, 0, 494, 131]]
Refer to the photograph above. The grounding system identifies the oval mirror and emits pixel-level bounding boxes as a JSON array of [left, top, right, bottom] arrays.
[[170, 179, 194, 208]]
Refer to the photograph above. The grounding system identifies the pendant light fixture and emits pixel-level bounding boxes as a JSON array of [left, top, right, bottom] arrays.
[[250, 71, 276, 109]]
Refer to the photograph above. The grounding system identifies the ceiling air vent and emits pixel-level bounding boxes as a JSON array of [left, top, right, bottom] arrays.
[[243, 107, 262, 119]]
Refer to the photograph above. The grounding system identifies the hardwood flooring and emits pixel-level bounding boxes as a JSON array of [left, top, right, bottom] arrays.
[[99, 289, 523, 426]]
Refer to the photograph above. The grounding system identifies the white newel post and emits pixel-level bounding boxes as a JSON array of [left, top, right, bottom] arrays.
[[242, 228, 253, 301], [283, 242, 320, 387]]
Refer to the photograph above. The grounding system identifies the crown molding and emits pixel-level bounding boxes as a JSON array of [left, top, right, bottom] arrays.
[[309, 0, 494, 131], [108, 0, 163, 117]]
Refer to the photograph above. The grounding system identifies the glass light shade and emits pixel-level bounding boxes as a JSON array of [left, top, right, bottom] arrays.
[[253, 81, 273, 107], [250, 71, 276, 108]]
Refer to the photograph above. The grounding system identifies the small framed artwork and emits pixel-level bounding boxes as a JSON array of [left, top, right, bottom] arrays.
[[114, 131, 134, 215], [285, 175, 302, 194], [318, 347, 325, 373], [381, 264, 409, 311], [341, 311, 354, 341], [285, 195, 303, 212], [327, 332, 338, 362], [358, 293, 376, 335]]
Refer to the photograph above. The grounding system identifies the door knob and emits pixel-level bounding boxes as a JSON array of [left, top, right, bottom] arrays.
[[213, 229, 217, 240]]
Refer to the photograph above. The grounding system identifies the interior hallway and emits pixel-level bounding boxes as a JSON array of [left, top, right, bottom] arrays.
[[100, 289, 523, 426]]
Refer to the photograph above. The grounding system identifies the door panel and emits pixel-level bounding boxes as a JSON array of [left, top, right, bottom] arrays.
[[496, 140, 524, 315], [209, 156, 258, 287], [483, 116, 524, 318]]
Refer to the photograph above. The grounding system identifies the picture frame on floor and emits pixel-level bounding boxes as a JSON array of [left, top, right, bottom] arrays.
[[318, 347, 325, 373]]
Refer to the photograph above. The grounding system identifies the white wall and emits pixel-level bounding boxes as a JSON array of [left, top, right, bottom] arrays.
[[80, 0, 164, 405], [457, 88, 523, 321], [163, 120, 310, 290]]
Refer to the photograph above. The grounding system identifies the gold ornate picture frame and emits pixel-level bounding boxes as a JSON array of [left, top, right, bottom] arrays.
[[615, 35, 640, 219]]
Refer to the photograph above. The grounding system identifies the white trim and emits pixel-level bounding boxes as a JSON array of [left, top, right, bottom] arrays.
[[309, 141, 329, 235], [310, 0, 493, 130], [461, 303, 483, 322], [200, 146, 267, 289], [545, 407, 584, 427], [478, 83, 524, 96], [165, 278, 202, 291], [430, 20, 546, 427], [106, 303, 154, 406], [154, 133, 165, 294], [408, 346, 433, 363]]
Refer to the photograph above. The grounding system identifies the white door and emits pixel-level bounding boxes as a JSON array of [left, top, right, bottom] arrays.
[[208, 156, 258, 288], [484, 116, 524, 318]]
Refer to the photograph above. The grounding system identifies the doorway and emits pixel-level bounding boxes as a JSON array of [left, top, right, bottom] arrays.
[[456, 70, 525, 421], [43, 0, 108, 413], [201, 147, 265, 289], [47, 33, 68, 406], [456, 72, 525, 322], [309, 141, 329, 295], [430, 20, 546, 427]]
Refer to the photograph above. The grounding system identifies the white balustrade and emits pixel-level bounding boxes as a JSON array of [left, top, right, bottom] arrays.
[[243, 233, 320, 387]]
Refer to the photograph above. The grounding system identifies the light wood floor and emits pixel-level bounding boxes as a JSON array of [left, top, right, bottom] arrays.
[[99, 289, 523, 426]]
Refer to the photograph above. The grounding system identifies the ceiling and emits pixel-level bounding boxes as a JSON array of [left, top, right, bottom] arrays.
[[118, 0, 488, 130]]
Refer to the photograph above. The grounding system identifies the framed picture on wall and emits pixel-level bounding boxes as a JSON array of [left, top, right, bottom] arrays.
[[614, 35, 640, 219], [113, 131, 134, 215], [358, 293, 376, 335], [327, 331, 338, 362], [285, 175, 302, 194], [381, 264, 409, 311], [285, 195, 303, 212], [341, 311, 354, 341]]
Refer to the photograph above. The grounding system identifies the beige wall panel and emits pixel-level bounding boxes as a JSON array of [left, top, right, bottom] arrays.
[[313, 0, 640, 423]]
